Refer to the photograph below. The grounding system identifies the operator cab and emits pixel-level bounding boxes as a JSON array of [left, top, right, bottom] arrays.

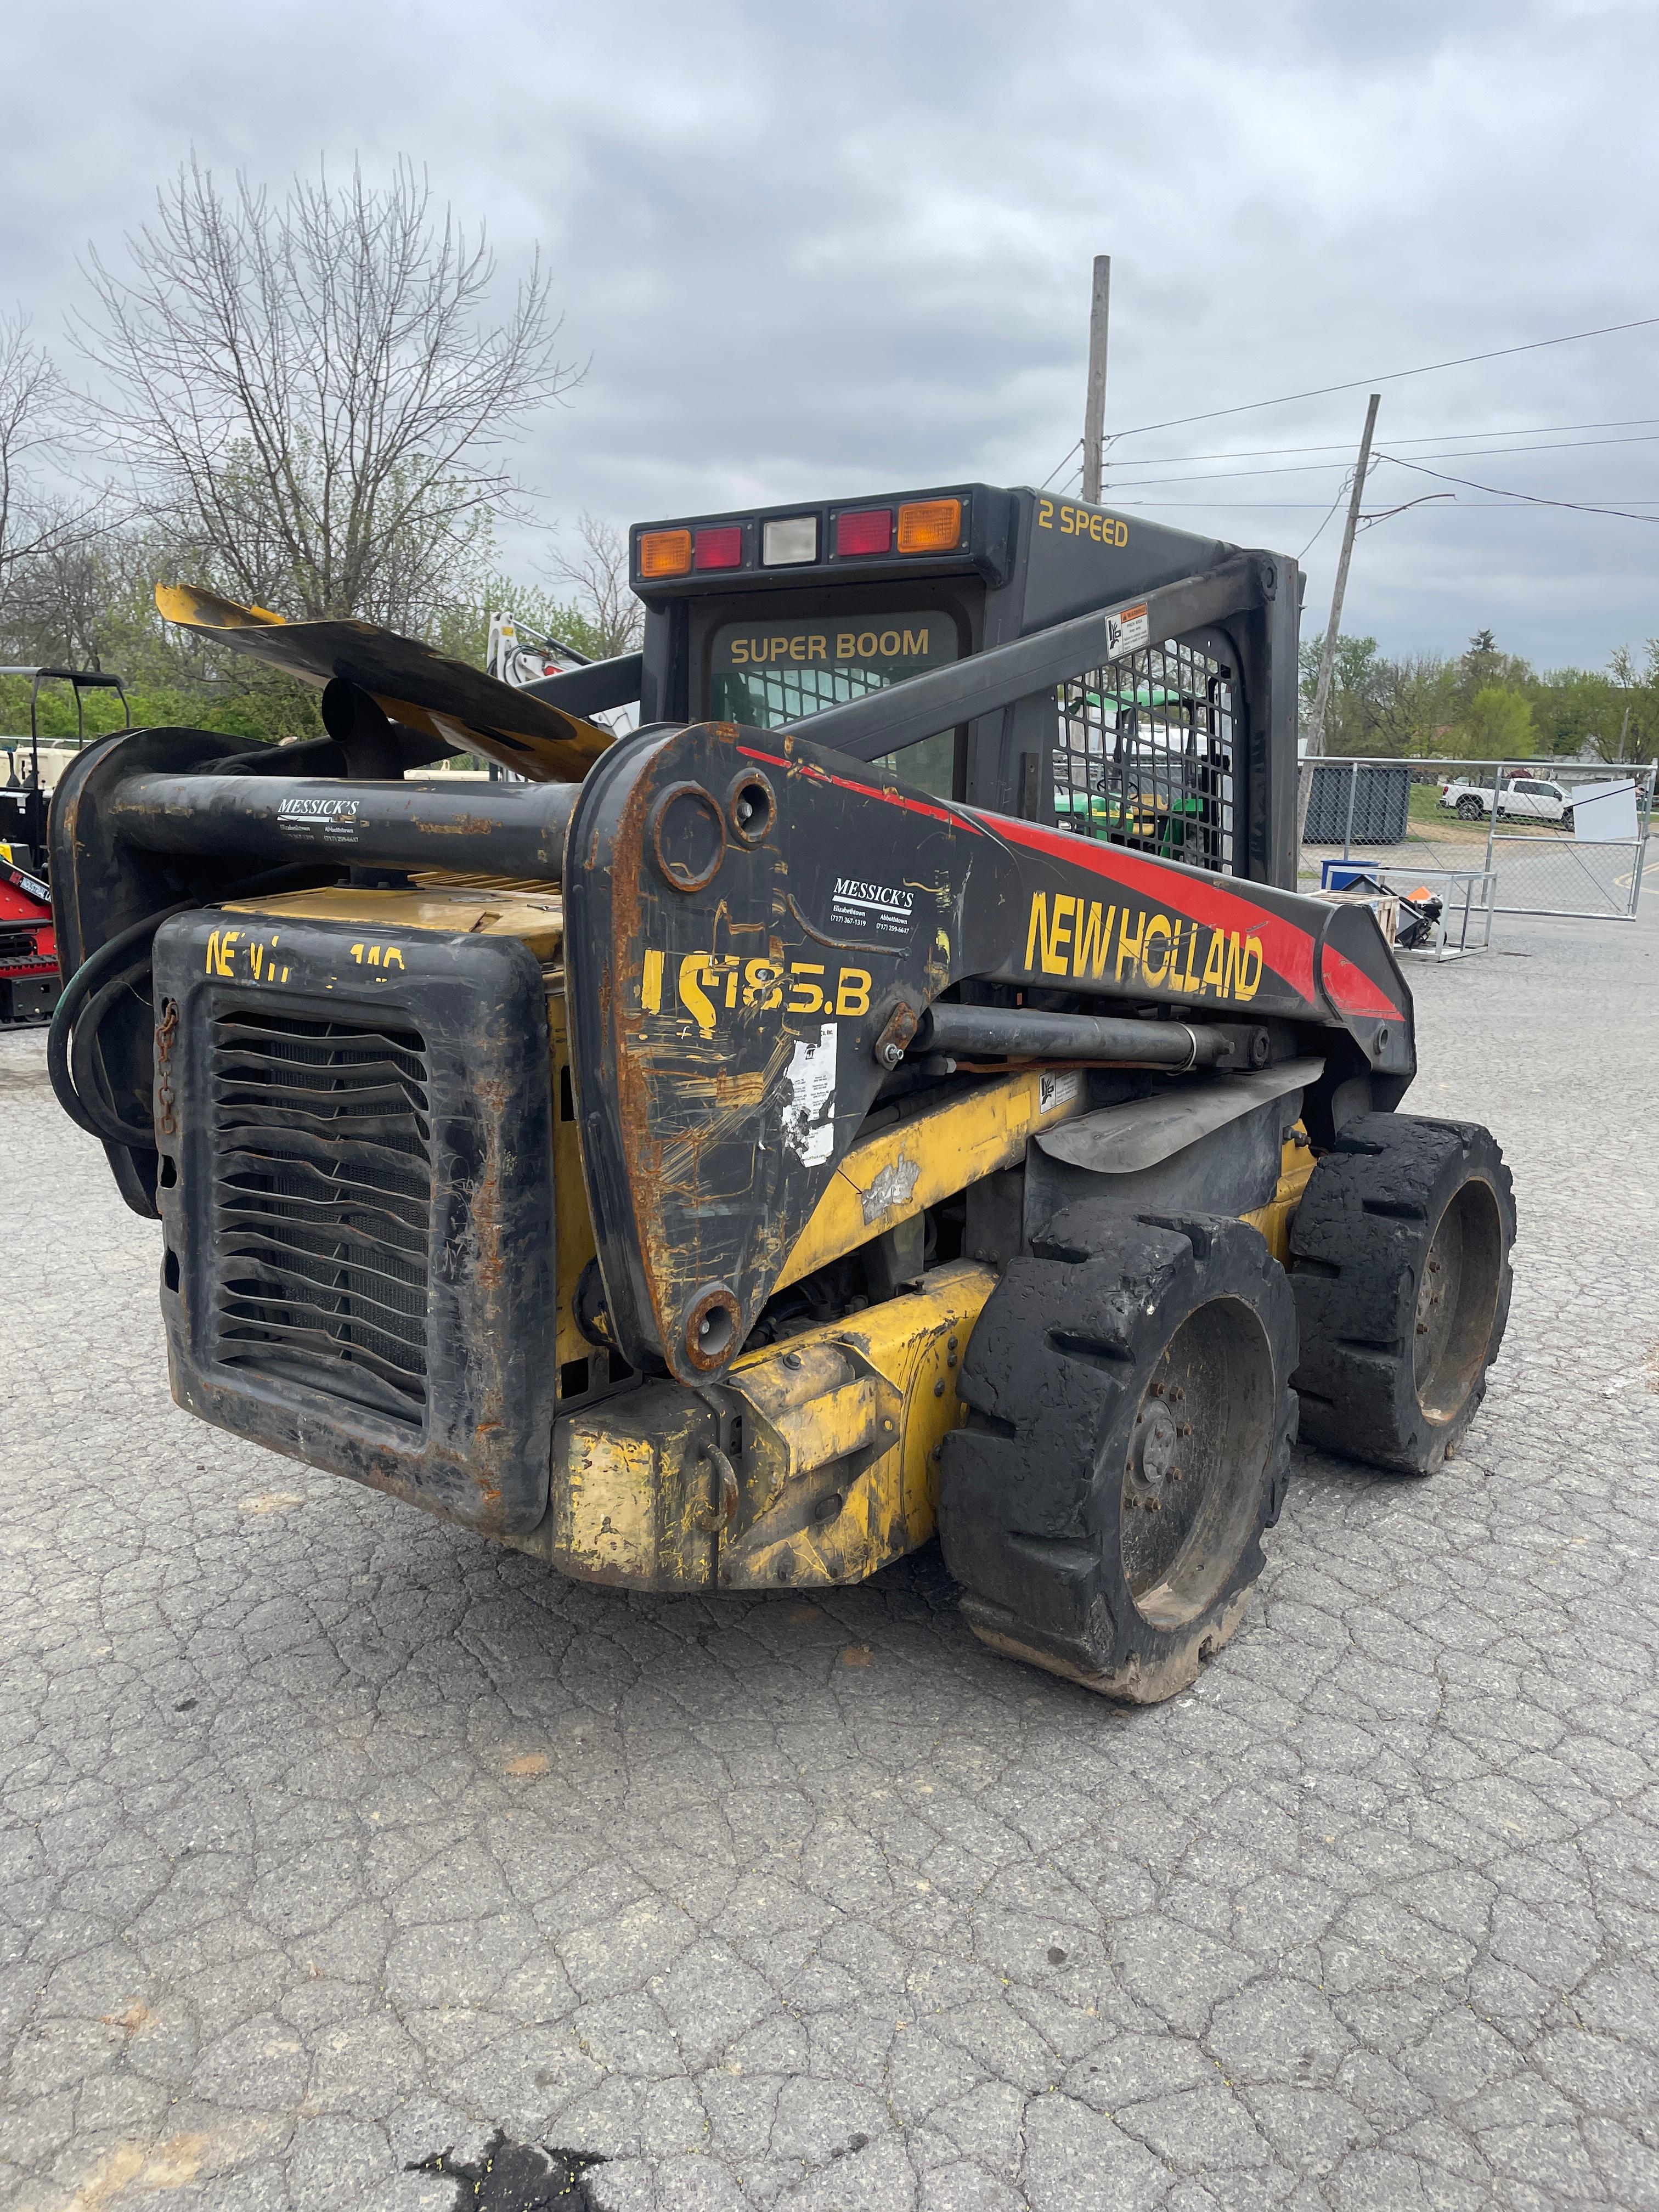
[[625, 481, 1302, 885]]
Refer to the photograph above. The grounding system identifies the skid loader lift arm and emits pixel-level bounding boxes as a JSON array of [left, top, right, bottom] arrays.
[[562, 714, 1409, 1385]]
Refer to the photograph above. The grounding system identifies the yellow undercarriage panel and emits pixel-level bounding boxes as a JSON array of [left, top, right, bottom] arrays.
[[1242, 1133, 1317, 1265]]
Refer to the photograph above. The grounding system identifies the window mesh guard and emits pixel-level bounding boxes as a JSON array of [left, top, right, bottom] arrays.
[[1050, 642, 1237, 876]]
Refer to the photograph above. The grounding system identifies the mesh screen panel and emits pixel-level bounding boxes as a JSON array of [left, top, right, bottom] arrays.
[[208, 1008, 432, 1426], [1051, 642, 1237, 874]]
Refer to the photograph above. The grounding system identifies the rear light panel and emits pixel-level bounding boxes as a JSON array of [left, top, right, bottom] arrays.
[[634, 491, 976, 584], [637, 528, 692, 579], [897, 497, 961, 553], [693, 524, 744, 571], [762, 515, 817, 566], [834, 508, 893, 558]]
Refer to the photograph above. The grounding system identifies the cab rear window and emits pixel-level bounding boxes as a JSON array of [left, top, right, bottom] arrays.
[[707, 613, 960, 798]]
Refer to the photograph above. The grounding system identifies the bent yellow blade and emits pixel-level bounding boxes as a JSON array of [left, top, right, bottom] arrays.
[[155, 583, 613, 785]]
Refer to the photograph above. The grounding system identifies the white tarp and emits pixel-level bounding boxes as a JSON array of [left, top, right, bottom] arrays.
[[1570, 778, 1639, 843]]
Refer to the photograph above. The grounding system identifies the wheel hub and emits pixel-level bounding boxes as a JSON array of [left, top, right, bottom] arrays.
[[1129, 1401, 1178, 1498]]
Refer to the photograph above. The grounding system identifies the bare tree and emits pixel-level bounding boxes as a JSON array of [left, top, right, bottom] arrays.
[[551, 511, 644, 657], [0, 312, 101, 623], [75, 156, 578, 630]]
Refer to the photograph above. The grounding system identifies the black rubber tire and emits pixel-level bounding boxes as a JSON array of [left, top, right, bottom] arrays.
[[939, 1206, 1299, 1703], [1456, 795, 1483, 820], [1289, 1113, 1514, 1476], [1561, 808, 1575, 833]]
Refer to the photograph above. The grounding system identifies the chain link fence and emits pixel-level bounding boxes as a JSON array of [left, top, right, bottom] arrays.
[[1297, 757, 1654, 921]]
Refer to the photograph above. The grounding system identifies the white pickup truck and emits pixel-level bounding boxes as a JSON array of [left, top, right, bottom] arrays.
[[1438, 774, 1575, 828]]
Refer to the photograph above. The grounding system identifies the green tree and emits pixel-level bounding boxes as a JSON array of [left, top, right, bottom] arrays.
[[1456, 630, 1531, 707], [1459, 686, 1536, 760], [1605, 644, 1659, 763], [1530, 667, 1619, 758]]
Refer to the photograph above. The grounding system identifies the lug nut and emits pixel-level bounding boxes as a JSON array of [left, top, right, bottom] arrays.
[[1416, 1322, 1428, 1335], [933, 1378, 946, 1397], [1149, 1381, 1165, 1398], [1167, 1467, 1182, 1482], [1177, 1423, 1192, 1438], [1169, 1386, 1184, 1402]]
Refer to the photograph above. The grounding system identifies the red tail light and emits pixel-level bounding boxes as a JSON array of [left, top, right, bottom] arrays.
[[835, 509, 893, 557], [693, 525, 744, 571]]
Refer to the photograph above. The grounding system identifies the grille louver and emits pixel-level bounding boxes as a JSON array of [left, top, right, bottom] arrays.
[[209, 1008, 433, 1426]]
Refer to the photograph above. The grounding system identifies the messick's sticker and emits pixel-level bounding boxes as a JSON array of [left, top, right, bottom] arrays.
[[1103, 602, 1149, 659], [277, 793, 360, 844]]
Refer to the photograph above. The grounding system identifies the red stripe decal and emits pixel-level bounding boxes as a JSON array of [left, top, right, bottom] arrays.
[[995, 815, 1318, 1000], [1319, 944, 1401, 1020], [737, 743, 985, 834]]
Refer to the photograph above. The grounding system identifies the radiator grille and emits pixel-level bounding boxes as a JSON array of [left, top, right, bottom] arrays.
[[1051, 642, 1237, 874], [208, 1008, 433, 1426]]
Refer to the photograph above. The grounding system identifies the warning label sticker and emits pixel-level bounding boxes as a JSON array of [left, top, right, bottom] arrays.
[[1103, 602, 1150, 659], [782, 1022, 838, 1167]]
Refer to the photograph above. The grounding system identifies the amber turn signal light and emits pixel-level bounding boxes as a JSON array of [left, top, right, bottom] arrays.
[[637, 528, 693, 579], [896, 498, 962, 554]]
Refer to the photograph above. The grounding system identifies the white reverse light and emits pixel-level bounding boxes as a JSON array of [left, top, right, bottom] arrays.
[[761, 515, 818, 566]]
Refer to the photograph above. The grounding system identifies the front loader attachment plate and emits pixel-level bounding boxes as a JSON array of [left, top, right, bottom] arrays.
[[563, 721, 1412, 1384]]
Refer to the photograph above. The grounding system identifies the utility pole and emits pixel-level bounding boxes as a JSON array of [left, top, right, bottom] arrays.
[[1297, 392, 1381, 853], [1082, 255, 1110, 505]]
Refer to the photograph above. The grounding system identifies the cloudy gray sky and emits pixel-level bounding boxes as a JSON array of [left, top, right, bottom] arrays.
[[4, 0, 1657, 669]]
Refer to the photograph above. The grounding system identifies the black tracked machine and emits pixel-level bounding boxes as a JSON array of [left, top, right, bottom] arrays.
[[46, 486, 1514, 1699]]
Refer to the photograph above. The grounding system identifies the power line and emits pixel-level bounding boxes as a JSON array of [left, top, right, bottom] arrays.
[[1103, 497, 1659, 509], [1376, 452, 1659, 525], [1037, 322, 1659, 485], [1039, 441, 1081, 491], [1102, 428, 1659, 493], [1105, 313, 1659, 441], [1297, 476, 1353, 560], [1098, 415, 1659, 471]]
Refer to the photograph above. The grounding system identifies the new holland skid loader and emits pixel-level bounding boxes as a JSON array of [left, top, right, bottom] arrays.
[[46, 485, 1515, 1700]]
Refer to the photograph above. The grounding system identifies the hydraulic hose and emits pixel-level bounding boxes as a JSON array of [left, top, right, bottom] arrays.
[[68, 959, 162, 1150], [47, 860, 341, 1149], [48, 902, 196, 1144]]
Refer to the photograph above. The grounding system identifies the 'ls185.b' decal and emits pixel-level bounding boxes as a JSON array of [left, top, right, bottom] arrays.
[[640, 951, 872, 1036]]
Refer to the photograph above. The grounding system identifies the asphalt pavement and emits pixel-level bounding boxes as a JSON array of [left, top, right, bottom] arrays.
[[2, 900, 1656, 2212]]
